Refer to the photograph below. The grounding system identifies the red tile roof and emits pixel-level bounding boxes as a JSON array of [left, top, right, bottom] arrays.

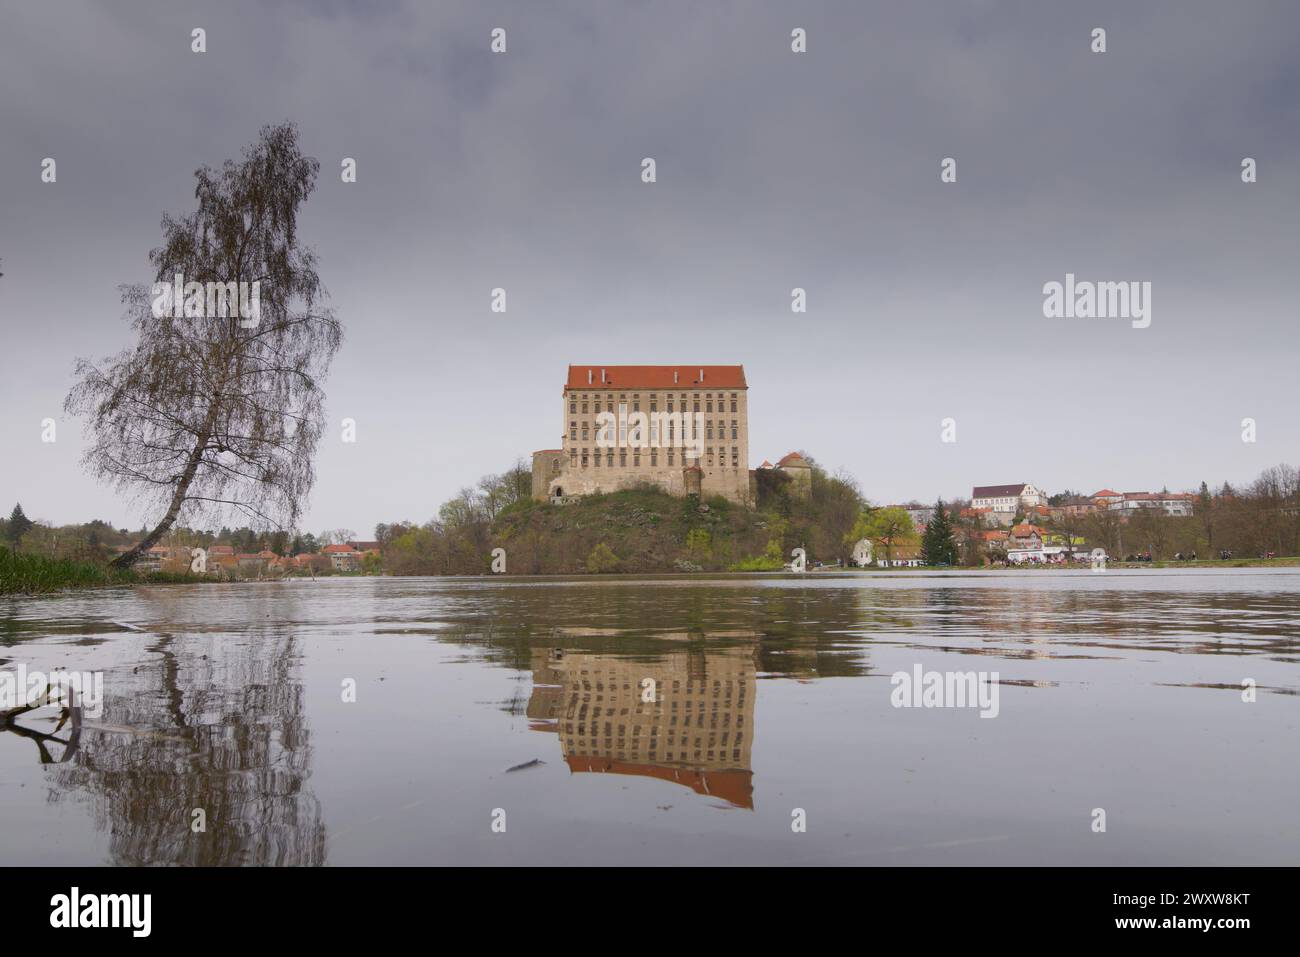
[[1092, 489, 1119, 498], [565, 365, 747, 391], [777, 452, 808, 467], [322, 543, 357, 553]]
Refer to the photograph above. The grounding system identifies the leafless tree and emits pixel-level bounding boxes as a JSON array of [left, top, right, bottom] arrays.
[[66, 124, 342, 568]]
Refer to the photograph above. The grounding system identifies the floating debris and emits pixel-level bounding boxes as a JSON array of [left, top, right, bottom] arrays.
[[505, 758, 544, 773]]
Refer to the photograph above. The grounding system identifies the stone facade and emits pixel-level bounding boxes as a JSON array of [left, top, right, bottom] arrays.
[[775, 452, 812, 499], [533, 365, 751, 505]]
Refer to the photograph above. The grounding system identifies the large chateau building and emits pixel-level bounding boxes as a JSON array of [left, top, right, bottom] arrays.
[[532, 365, 754, 505]]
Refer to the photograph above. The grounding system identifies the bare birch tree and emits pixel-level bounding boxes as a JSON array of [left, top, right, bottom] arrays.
[[66, 124, 342, 568]]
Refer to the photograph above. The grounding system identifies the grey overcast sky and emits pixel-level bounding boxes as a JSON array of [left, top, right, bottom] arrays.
[[2, 0, 1298, 535]]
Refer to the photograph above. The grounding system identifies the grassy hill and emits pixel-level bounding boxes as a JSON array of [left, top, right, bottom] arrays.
[[379, 462, 864, 576], [490, 486, 780, 574]]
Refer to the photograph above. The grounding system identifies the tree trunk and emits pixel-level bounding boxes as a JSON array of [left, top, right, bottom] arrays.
[[110, 430, 210, 570]]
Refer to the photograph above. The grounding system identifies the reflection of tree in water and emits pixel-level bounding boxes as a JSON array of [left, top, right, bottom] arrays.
[[48, 622, 325, 866]]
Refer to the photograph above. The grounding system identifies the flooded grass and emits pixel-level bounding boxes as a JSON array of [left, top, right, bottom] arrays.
[[0, 549, 198, 595]]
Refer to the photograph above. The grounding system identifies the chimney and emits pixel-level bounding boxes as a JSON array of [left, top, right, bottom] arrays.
[[601, 368, 606, 383], [673, 370, 679, 384], [699, 368, 704, 382], [587, 368, 593, 385]]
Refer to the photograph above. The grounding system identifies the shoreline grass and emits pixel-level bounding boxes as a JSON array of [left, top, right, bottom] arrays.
[[0, 549, 206, 595], [6, 547, 1299, 595], [0, 549, 134, 594]]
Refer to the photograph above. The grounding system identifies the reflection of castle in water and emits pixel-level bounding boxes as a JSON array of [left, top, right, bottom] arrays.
[[527, 645, 757, 808]]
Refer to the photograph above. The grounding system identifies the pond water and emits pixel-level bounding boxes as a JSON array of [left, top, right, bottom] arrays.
[[1, 570, 1296, 865]]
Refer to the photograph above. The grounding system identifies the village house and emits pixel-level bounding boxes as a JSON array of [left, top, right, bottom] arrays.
[[960, 506, 1014, 528], [876, 541, 924, 568], [900, 505, 934, 529], [1107, 491, 1196, 517], [1091, 489, 1123, 507], [322, 543, 360, 571], [971, 483, 1045, 514]]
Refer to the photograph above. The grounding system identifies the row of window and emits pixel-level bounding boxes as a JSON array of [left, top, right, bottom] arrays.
[[572, 448, 741, 468], [570, 396, 741, 414], [570, 421, 740, 441]]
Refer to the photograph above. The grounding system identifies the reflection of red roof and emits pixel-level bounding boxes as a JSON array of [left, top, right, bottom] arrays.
[[565, 365, 747, 391], [565, 756, 753, 809], [208, 545, 234, 555]]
